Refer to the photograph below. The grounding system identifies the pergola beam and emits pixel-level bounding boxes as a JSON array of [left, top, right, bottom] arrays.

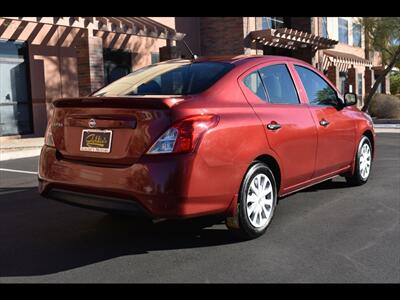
[[2, 16, 184, 41], [250, 28, 338, 51]]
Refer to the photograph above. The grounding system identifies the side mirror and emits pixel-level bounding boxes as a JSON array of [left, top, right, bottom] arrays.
[[344, 93, 357, 106]]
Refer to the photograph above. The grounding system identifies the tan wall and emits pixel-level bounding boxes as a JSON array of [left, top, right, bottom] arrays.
[[0, 18, 172, 137], [29, 27, 82, 136], [0, 19, 83, 136], [148, 17, 176, 29]]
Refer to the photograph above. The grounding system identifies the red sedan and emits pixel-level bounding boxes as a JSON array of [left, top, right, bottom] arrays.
[[38, 55, 375, 239]]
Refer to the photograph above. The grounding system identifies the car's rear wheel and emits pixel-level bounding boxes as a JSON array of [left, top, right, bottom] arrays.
[[346, 136, 372, 186], [226, 162, 277, 240]]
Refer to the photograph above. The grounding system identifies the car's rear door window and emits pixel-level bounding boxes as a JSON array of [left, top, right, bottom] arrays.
[[258, 64, 300, 104]]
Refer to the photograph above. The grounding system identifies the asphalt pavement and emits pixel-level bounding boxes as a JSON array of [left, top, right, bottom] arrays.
[[0, 133, 399, 283]]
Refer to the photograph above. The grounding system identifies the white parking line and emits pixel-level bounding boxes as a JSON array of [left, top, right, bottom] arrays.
[[0, 168, 38, 175], [0, 189, 30, 195]]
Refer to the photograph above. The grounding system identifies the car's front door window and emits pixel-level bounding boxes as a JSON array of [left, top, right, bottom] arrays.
[[294, 65, 339, 106]]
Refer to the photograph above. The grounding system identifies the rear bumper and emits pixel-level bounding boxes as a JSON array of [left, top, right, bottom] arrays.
[[38, 146, 230, 218], [43, 188, 150, 217]]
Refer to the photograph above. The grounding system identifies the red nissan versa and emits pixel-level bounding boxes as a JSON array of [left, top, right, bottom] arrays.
[[38, 55, 375, 239]]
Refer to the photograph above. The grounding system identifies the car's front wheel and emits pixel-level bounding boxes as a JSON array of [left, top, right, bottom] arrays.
[[226, 162, 277, 240], [346, 136, 372, 186]]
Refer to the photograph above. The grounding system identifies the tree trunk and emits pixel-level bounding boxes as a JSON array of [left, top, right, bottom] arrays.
[[362, 46, 400, 112]]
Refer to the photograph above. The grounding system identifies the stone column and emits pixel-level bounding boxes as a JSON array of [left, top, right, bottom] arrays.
[[326, 64, 337, 86], [364, 66, 373, 96], [346, 65, 356, 93], [76, 34, 104, 96], [160, 39, 180, 61]]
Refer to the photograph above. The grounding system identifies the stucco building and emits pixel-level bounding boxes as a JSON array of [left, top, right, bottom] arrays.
[[173, 17, 390, 107], [0, 17, 182, 138], [0, 16, 389, 139]]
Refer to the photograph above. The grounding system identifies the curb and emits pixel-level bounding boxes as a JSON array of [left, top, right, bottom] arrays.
[[0, 148, 42, 161], [374, 128, 400, 133]]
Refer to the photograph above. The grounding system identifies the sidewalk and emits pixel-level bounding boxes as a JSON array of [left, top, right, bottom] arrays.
[[0, 137, 44, 161], [372, 118, 400, 133]]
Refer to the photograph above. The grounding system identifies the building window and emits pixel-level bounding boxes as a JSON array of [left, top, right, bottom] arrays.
[[322, 17, 328, 38], [339, 71, 348, 94], [151, 52, 160, 64], [0, 40, 32, 136], [103, 48, 133, 84], [357, 73, 363, 96], [374, 74, 383, 93], [338, 18, 349, 44], [353, 23, 362, 47], [261, 17, 285, 30]]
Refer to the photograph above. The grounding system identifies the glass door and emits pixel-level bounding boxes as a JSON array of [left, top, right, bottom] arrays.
[[0, 40, 32, 136]]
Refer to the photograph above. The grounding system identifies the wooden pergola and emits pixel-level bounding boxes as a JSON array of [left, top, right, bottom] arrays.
[[249, 28, 338, 50], [3, 17, 185, 41]]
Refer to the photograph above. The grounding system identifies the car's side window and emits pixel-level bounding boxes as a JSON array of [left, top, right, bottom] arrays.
[[294, 65, 338, 106], [258, 64, 300, 104], [243, 71, 268, 102]]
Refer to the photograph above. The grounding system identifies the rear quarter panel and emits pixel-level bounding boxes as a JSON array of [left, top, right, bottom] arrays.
[[170, 69, 278, 213]]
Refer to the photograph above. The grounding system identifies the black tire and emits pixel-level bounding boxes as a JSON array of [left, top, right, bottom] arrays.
[[345, 136, 372, 186], [225, 162, 278, 240]]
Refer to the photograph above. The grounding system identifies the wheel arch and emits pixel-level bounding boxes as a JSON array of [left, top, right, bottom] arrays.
[[225, 152, 282, 218], [254, 154, 282, 194], [362, 129, 375, 159], [348, 128, 375, 176]]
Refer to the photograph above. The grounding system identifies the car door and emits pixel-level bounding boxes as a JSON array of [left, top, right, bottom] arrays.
[[239, 62, 318, 190], [293, 64, 356, 177]]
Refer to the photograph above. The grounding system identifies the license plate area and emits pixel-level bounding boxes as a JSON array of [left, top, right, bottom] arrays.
[[80, 129, 112, 153]]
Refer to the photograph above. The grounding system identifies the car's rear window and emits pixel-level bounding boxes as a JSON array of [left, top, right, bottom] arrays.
[[93, 61, 234, 97]]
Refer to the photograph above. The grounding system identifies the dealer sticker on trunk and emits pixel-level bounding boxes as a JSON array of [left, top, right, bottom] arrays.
[[80, 129, 112, 153]]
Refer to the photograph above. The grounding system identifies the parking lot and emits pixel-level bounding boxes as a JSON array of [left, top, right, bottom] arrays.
[[0, 132, 399, 283]]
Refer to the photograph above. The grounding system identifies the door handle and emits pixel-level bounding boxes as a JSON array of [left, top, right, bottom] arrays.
[[266, 122, 281, 130], [319, 119, 330, 127]]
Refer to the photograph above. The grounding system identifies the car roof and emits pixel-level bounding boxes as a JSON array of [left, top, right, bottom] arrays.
[[162, 55, 309, 65], [192, 54, 309, 65]]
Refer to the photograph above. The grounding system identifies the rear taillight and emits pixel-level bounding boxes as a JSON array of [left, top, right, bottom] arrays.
[[147, 115, 219, 154], [44, 110, 55, 147]]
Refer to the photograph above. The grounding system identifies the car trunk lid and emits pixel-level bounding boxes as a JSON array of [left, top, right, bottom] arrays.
[[50, 96, 184, 166]]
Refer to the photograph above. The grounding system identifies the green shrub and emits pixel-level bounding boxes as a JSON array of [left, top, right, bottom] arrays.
[[390, 72, 400, 95], [369, 93, 400, 119]]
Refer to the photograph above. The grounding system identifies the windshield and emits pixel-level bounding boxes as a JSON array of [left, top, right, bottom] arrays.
[[93, 61, 235, 97]]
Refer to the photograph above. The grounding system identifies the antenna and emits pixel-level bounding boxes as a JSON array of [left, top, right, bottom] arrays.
[[181, 39, 198, 60]]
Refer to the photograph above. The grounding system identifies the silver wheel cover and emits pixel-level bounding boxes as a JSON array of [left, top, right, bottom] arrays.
[[246, 174, 274, 228]]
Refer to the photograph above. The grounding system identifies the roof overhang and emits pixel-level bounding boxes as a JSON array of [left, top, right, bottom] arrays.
[[324, 50, 372, 66], [322, 49, 372, 72], [249, 28, 338, 50], [3, 17, 185, 41]]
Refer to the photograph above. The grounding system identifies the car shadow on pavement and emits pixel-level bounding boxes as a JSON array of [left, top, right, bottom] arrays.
[[278, 177, 352, 201], [0, 187, 241, 277], [0, 177, 353, 278], [302, 178, 350, 192]]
